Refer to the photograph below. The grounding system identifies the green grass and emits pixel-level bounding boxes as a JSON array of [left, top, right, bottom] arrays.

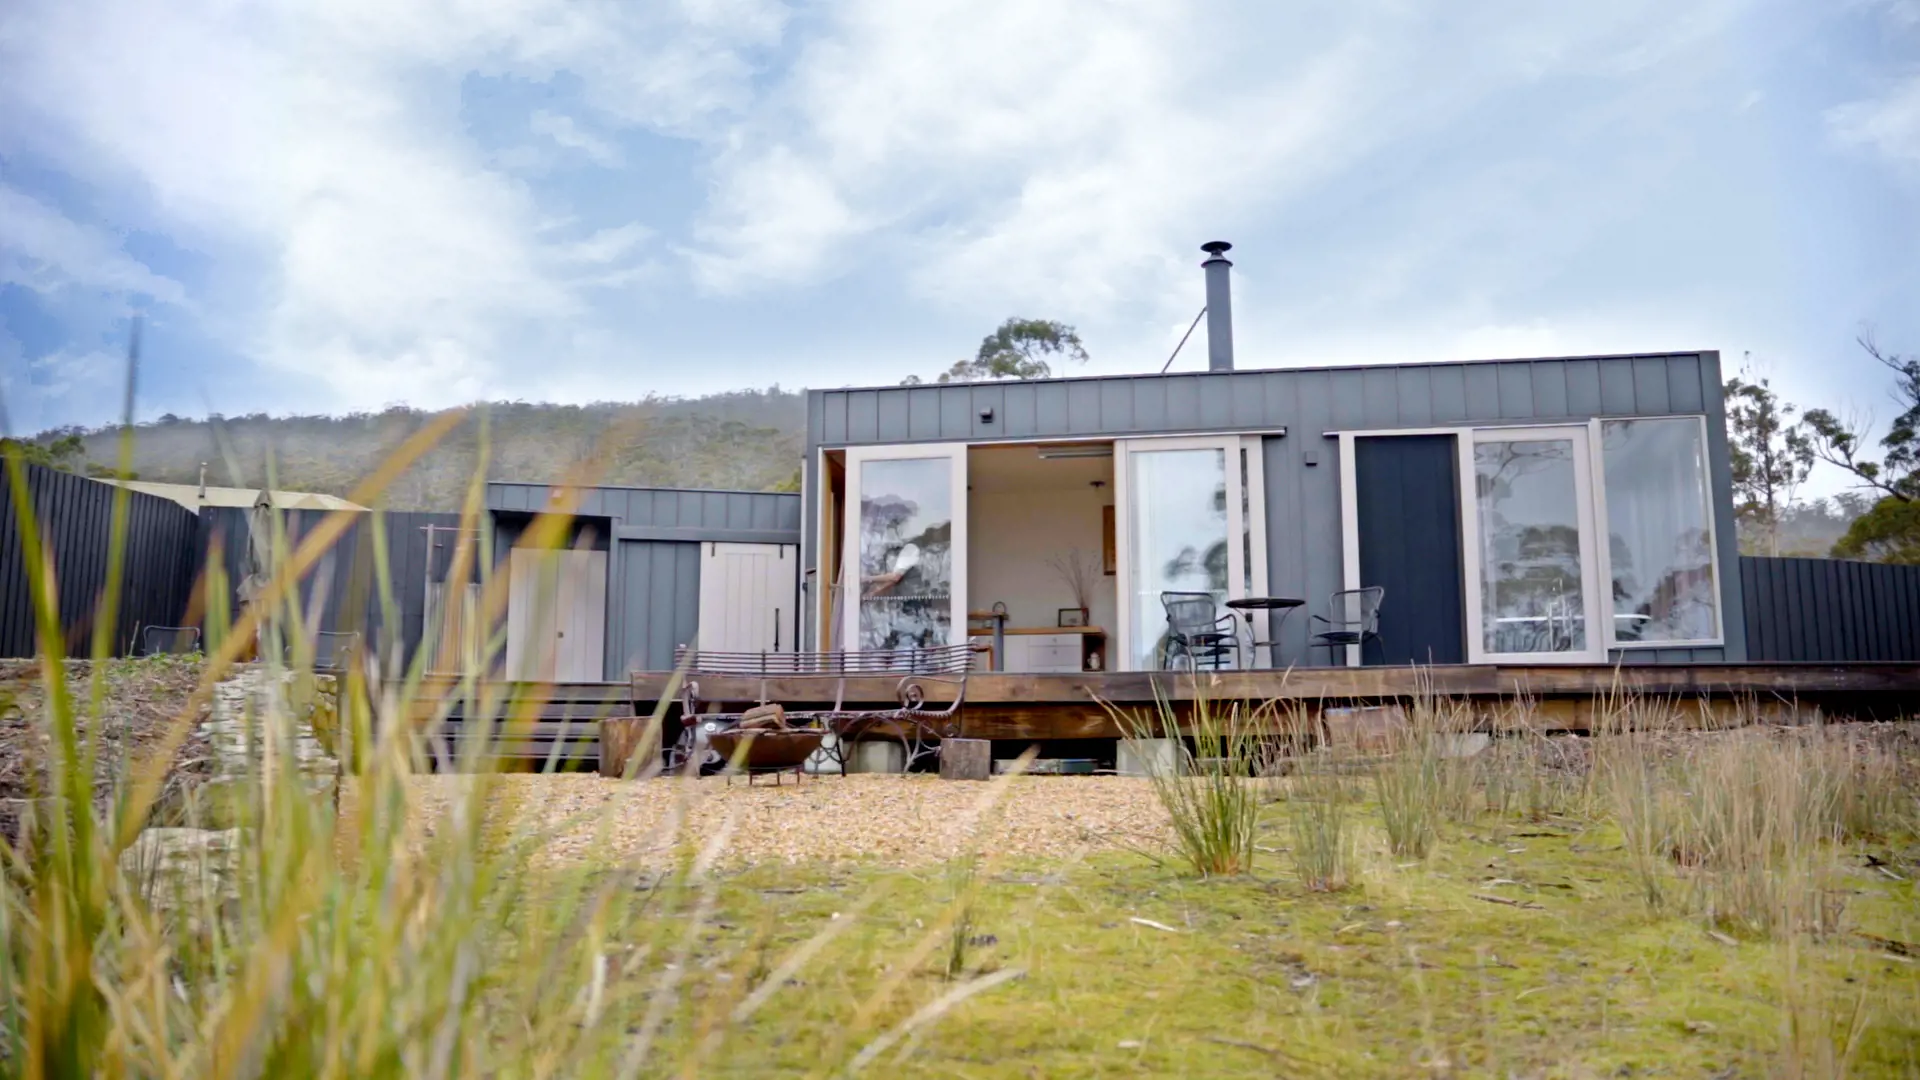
[[591, 801, 1920, 1077], [7, 402, 1920, 1077]]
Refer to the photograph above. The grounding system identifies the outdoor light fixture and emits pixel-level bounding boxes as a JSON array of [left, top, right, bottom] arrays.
[[1035, 446, 1113, 460]]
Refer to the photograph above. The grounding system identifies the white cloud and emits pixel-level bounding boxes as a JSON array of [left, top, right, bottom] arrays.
[[530, 109, 622, 166], [560, 223, 653, 265], [685, 0, 1755, 327], [0, 184, 187, 304], [1, 345, 129, 433], [0, 0, 779, 410], [1829, 74, 1920, 164]]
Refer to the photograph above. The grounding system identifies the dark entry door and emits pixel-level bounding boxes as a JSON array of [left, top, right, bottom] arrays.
[[1354, 435, 1465, 666]]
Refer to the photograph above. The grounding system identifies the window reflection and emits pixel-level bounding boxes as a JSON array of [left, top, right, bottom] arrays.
[[1475, 439, 1586, 654], [1602, 419, 1717, 643], [858, 458, 953, 650]]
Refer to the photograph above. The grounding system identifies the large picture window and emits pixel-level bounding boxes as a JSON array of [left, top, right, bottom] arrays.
[[1600, 418, 1719, 644]]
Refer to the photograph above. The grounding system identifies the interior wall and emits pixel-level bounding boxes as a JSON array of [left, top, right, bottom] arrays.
[[968, 485, 1117, 632]]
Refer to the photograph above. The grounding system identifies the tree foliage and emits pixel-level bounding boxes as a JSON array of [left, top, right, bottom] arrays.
[[905, 318, 1088, 384], [1724, 365, 1813, 556], [1802, 334, 1920, 562], [0, 434, 134, 479], [37, 390, 805, 511], [0, 433, 86, 470]]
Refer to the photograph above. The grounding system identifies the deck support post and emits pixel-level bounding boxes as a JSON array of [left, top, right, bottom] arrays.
[[600, 716, 663, 779], [849, 740, 906, 774], [1117, 738, 1181, 778], [938, 738, 991, 781]]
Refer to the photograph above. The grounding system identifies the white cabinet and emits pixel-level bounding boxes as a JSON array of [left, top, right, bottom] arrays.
[[1002, 633, 1088, 673]]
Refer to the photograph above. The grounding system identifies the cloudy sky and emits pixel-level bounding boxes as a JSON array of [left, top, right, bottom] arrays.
[[1, 0, 1916, 452]]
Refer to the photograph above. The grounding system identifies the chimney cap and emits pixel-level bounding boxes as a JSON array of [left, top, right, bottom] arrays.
[[1201, 240, 1232, 257]]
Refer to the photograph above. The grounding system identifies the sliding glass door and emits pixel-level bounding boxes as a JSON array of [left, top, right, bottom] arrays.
[[841, 444, 968, 651], [1114, 437, 1266, 671], [1460, 427, 1604, 663]]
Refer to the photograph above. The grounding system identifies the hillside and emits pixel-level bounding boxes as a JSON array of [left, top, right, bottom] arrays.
[[44, 389, 806, 511]]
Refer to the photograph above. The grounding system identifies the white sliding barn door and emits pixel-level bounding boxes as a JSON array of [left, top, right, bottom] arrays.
[[506, 548, 608, 681], [698, 542, 798, 653]]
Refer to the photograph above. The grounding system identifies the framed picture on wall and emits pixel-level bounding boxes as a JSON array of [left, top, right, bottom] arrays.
[[1058, 607, 1087, 627], [1101, 505, 1116, 575]]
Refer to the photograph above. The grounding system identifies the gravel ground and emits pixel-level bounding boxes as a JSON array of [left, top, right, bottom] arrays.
[[396, 773, 1173, 870], [1, 657, 212, 845]]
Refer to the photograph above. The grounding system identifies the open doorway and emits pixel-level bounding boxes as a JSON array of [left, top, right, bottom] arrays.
[[967, 443, 1115, 672]]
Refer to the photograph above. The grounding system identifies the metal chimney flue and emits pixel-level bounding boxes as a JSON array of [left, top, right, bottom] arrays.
[[1201, 241, 1233, 371]]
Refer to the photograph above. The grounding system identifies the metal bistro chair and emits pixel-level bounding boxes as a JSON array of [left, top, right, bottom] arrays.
[[137, 624, 202, 656], [1310, 587, 1385, 666], [1160, 591, 1240, 671], [312, 631, 361, 672]]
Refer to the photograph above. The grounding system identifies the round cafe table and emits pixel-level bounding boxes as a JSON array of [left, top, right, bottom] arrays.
[[1224, 596, 1305, 667]]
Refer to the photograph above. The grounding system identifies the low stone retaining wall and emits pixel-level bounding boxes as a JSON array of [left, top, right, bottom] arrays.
[[121, 665, 341, 914]]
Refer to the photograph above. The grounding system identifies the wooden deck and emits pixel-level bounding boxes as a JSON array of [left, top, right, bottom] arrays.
[[397, 663, 1920, 766], [631, 663, 1920, 740]]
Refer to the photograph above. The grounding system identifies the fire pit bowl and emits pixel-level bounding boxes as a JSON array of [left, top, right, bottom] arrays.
[[706, 729, 825, 776]]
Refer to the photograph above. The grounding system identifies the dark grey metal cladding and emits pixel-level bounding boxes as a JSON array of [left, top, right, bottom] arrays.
[[809, 353, 1716, 447], [609, 539, 701, 674], [1741, 556, 1920, 662], [487, 482, 798, 677], [808, 351, 1744, 665], [485, 482, 799, 543], [0, 466, 202, 658], [194, 506, 468, 669]]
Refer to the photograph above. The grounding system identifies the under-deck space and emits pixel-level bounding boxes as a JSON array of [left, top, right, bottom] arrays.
[[632, 662, 1920, 742]]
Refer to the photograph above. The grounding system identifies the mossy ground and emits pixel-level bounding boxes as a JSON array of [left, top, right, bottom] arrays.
[[547, 799, 1920, 1078]]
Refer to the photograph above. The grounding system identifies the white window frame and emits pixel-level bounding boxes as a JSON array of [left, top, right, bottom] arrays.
[[841, 442, 970, 651], [1459, 425, 1606, 665], [1333, 414, 1723, 666], [1588, 415, 1725, 650], [1114, 435, 1266, 672]]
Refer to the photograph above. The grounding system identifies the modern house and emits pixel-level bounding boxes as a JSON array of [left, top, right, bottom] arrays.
[[793, 247, 1742, 675], [11, 242, 1916, 762]]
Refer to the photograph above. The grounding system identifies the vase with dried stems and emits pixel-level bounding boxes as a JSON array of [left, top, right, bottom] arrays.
[[1044, 547, 1099, 623]]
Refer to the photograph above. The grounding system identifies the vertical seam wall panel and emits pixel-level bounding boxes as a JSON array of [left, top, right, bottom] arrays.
[[1363, 368, 1398, 427], [1667, 355, 1704, 412], [1599, 360, 1636, 414], [1463, 366, 1501, 421], [1395, 366, 1434, 426], [1430, 366, 1467, 422], [1198, 374, 1235, 430], [1497, 363, 1533, 419], [1037, 383, 1071, 435], [1565, 360, 1602, 415], [1531, 361, 1569, 418], [1330, 370, 1368, 429], [1229, 372, 1267, 428], [1632, 357, 1671, 414], [1100, 379, 1134, 432], [1068, 381, 1104, 433], [1133, 379, 1167, 431], [939, 386, 972, 440]]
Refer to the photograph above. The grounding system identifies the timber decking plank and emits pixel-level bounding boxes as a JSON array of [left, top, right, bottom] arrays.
[[628, 664, 1920, 708]]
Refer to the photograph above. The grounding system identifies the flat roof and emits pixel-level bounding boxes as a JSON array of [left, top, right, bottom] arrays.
[[805, 349, 1716, 397]]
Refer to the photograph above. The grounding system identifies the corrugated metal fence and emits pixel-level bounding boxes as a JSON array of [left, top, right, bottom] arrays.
[[1740, 555, 1920, 662], [199, 506, 473, 669], [0, 464, 201, 658], [0, 465, 480, 668]]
